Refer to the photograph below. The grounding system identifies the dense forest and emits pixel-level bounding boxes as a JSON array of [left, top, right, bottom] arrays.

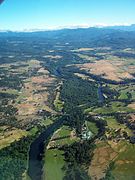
[[60, 75, 98, 113], [0, 137, 34, 180]]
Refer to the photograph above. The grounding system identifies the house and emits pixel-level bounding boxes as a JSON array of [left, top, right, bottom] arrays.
[[81, 122, 93, 140]]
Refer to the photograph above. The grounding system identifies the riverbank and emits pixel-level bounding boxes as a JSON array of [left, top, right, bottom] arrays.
[[28, 116, 65, 180]]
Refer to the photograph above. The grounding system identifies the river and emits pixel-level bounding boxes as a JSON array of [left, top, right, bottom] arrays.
[[28, 117, 64, 180], [98, 83, 104, 103], [28, 70, 104, 180]]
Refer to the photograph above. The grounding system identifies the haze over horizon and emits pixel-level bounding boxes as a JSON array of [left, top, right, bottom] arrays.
[[0, 0, 135, 31]]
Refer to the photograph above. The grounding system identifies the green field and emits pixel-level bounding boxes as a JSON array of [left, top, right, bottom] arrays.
[[57, 126, 71, 137], [118, 91, 129, 100], [105, 116, 132, 135], [43, 125, 79, 180], [93, 101, 134, 114], [28, 126, 39, 136], [112, 141, 135, 180], [87, 121, 99, 136], [40, 118, 53, 127], [109, 84, 135, 101], [54, 91, 64, 112], [43, 149, 65, 180], [52, 126, 79, 145]]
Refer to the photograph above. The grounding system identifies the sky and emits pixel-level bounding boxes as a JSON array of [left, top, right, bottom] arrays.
[[0, 0, 135, 31]]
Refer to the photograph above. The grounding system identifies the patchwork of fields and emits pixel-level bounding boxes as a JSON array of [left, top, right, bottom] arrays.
[[0, 32, 135, 180]]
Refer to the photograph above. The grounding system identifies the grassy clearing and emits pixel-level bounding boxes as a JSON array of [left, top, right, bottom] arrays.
[[93, 101, 134, 114], [40, 118, 53, 126], [84, 107, 95, 114], [52, 126, 78, 145], [28, 126, 38, 136], [77, 54, 96, 61], [105, 116, 132, 136], [0, 127, 28, 150], [43, 125, 79, 180], [54, 99, 64, 112], [0, 88, 19, 95], [112, 141, 135, 180], [54, 91, 64, 112], [109, 84, 135, 101], [43, 149, 65, 180], [118, 91, 129, 100], [56, 126, 71, 137], [29, 118, 53, 136], [84, 101, 134, 115], [87, 121, 99, 136]]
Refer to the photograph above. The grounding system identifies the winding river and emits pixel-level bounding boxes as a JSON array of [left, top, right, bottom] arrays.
[[28, 117, 64, 180], [27, 68, 104, 180], [98, 83, 104, 103], [28, 68, 64, 180]]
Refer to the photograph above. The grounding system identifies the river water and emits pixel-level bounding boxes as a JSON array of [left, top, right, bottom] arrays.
[[98, 83, 104, 103], [28, 117, 64, 180]]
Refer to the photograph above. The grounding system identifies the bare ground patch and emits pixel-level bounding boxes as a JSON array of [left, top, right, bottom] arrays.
[[88, 141, 117, 180], [77, 60, 133, 82], [1, 60, 58, 128], [128, 103, 135, 110]]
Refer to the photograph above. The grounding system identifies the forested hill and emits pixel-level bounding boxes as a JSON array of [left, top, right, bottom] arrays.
[[0, 27, 135, 49]]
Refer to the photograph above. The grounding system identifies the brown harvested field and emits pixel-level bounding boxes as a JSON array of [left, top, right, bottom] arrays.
[[31, 76, 55, 84], [9, 60, 58, 127], [88, 141, 117, 180], [17, 103, 37, 116], [0, 61, 51, 149], [77, 60, 133, 82], [16, 75, 56, 117], [128, 103, 135, 110]]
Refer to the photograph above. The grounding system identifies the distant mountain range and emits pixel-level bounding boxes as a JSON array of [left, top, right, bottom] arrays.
[[0, 24, 135, 50], [105, 24, 135, 31], [0, 24, 135, 33]]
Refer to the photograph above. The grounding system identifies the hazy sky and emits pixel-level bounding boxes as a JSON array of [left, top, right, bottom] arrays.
[[0, 0, 135, 30]]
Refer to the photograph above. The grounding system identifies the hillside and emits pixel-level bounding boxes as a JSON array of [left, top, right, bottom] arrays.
[[0, 27, 135, 180]]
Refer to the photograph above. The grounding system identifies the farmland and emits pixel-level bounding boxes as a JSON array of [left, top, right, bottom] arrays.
[[43, 125, 79, 180], [0, 28, 135, 180]]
